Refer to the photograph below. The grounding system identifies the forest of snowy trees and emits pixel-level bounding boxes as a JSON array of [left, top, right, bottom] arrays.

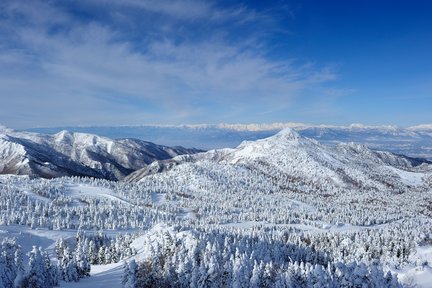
[[0, 226, 136, 287], [0, 169, 430, 287], [0, 238, 58, 288], [121, 225, 402, 287]]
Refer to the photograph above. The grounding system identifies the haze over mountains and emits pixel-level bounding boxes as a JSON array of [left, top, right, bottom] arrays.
[[28, 123, 432, 160], [0, 125, 201, 180]]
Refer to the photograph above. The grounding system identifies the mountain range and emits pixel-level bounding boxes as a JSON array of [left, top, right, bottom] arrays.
[[0, 125, 201, 180], [3, 124, 431, 184], [27, 123, 432, 160]]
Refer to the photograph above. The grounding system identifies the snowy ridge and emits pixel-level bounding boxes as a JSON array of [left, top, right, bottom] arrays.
[[217, 122, 431, 132], [407, 124, 432, 131], [79, 122, 429, 132], [0, 126, 201, 180], [126, 128, 430, 193]]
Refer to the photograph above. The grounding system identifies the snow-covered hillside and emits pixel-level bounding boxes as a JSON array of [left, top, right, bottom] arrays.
[[126, 128, 431, 193], [0, 129, 431, 287], [0, 126, 201, 180]]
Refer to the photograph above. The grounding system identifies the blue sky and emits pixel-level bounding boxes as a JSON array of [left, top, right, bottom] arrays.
[[0, 0, 431, 128]]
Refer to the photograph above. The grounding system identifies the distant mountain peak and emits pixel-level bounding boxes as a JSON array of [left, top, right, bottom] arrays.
[[55, 129, 72, 136], [337, 141, 370, 152], [54, 130, 74, 141], [235, 128, 305, 155], [273, 127, 301, 141]]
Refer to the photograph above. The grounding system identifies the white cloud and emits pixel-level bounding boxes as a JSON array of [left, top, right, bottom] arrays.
[[0, 0, 338, 128]]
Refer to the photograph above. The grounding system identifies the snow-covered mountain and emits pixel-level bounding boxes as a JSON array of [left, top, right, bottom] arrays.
[[0, 126, 201, 180], [126, 128, 431, 194], [1, 128, 432, 287], [28, 123, 432, 159]]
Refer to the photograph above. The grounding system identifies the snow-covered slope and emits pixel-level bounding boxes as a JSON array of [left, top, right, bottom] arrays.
[[0, 126, 201, 180], [126, 128, 431, 193]]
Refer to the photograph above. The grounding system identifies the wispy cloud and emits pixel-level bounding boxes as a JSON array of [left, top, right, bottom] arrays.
[[0, 0, 337, 128]]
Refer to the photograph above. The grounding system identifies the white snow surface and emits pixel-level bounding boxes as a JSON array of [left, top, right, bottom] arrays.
[[387, 166, 426, 186], [397, 245, 432, 287], [61, 262, 124, 288], [64, 184, 131, 206]]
